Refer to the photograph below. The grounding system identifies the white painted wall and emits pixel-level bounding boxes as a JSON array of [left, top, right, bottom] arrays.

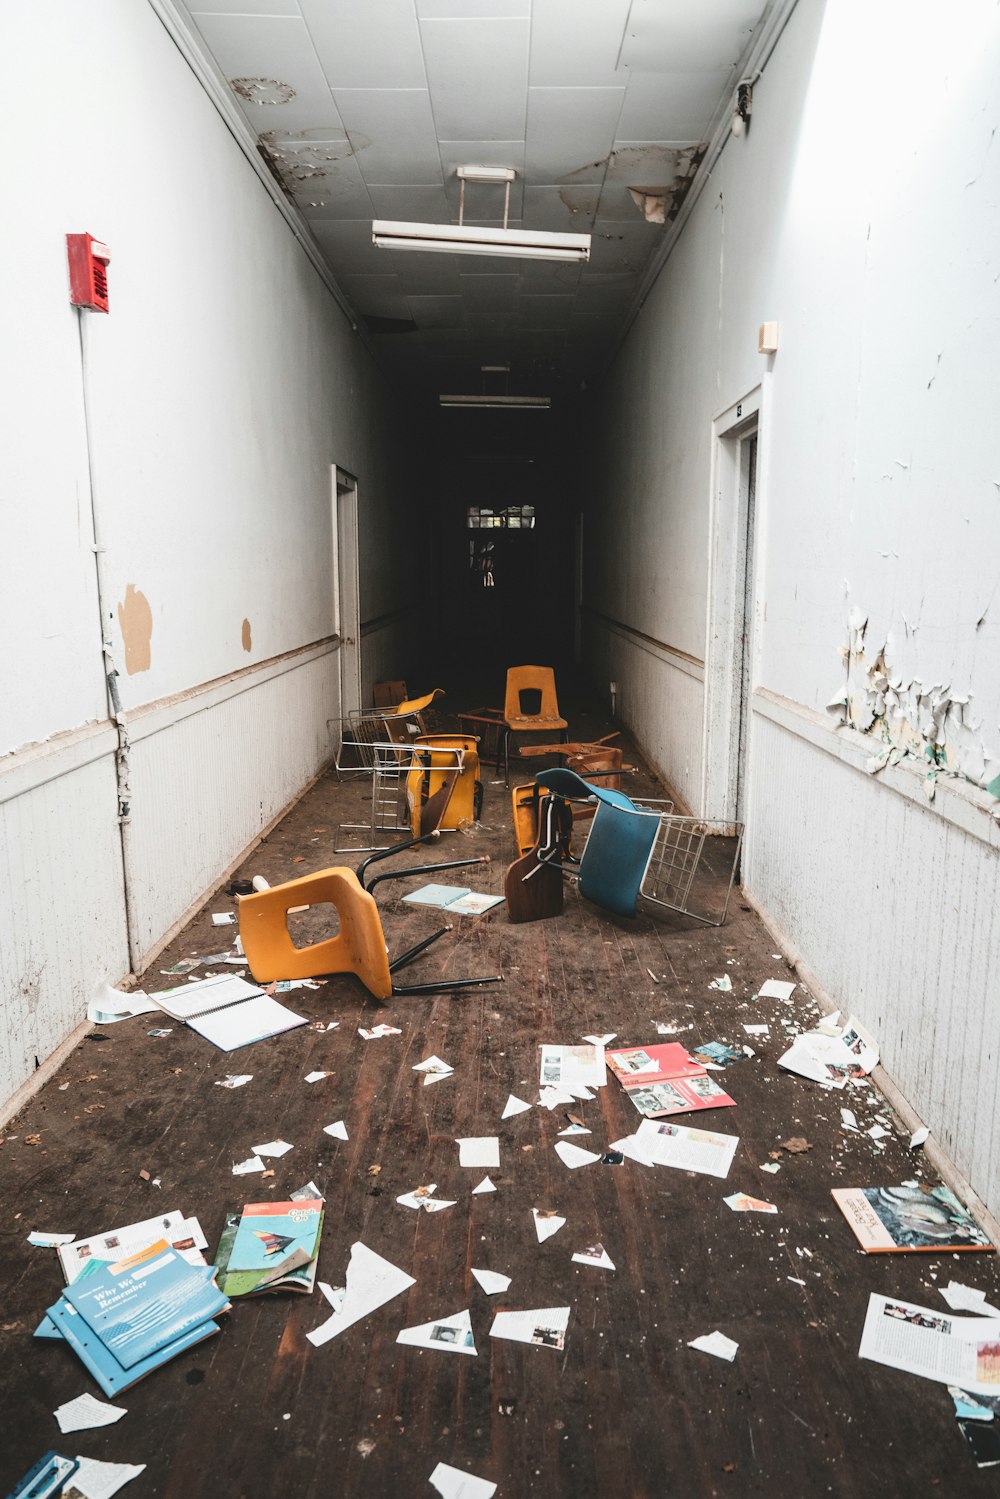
[[0, 0, 421, 1107], [587, 0, 1000, 1211]]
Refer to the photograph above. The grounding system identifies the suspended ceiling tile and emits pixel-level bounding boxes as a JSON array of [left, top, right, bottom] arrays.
[[459, 273, 518, 313], [263, 136, 375, 217], [190, 13, 341, 136], [300, 0, 427, 89], [396, 263, 464, 295], [417, 0, 529, 17], [418, 18, 530, 140], [336, 273, 411, 317], [528, 0, 631, 87], [515, 258, 583, 290], [368, 184, 451, 220], [311, 219, 386, 274], [587, 220, 659, 272], [619, 0, 763, 72], [522, 184, 599, 231], [408, 295, 467, 329], [515, 293, 575, 330], [332, 89, 442, 181], [574, 275, 635, 316], [191, 0, 300, 13], [523, 86, 625, 184], [616, 68, 732, 140], [603, 140, 702, 188]]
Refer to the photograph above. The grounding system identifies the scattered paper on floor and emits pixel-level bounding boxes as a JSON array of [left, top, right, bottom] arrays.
[[54, 1393, 127, 1433], [553, 1141, 601, 1169], [941, 1282, 1000, 1317], [859, 1292, 1000, 1394], [688, 1330, 739, 1361], [490, 1306, 570, 1351], [252, 1139, 293, 1157], [429, 1461, 497, 1499], [307, 1243, 416, 1347], [304, 1071, 333, 1083], [28, 1230, 76, 1247], [558, 1124, 591, 1136], [457, 1137, 500, 1169], [216, 1074, 252, 1088], [532, 1209, 566, 1243], [582, 1033, 616, 1047], [358, 1024, 402, 1040], [471, 1177, 497, 1195], [413, 1055, 454, 1083], [501, 1094, 532, 1119], [572, 1243, 615, 1270], [323, 1121, 349, 1140], [87, 982, 158, 1027], [232, 1155, 265, 1175], [69, 1457, 146, 1499], [757, 979, 796, 1000], [724, 1192, 778, 1213], [396, 1184, 456, 1213], [634, 1119, 740, 1179], [471, 1267, 511, 1295], [397, 1308, 476, 1355], [538, 1043, 606, 1092]]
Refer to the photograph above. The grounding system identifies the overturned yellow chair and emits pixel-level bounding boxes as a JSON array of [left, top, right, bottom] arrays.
[[238, 848, 501, 1001]]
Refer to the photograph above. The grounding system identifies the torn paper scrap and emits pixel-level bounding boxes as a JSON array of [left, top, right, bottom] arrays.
[[688, 1330, 738, 1362], [761, 1161, 781, 1174], [69, 1457, 146, 1499], [553, 1141, 601, 1170], [858, 1292, 1000, 1393], [232, 1155, 266, 1175], [501, 1094, 532, 1119], [941, 1282, 1000, 1317], [397, 1308, 476, 1355], [429, 1461, 497, 1499], [743, 1023, 768, 1035], [306, 1242, 416, 1347], [290, 1180, 323, 1201], [608, 1134, 656, 1167], [457, 1137, 500, 1169], [471, 1268, 511, 1295], [558, 1124, 591, 1136], [572, 1243, 615, 1270], [252, 1139, 293, 1158], [582, 1033, 616, 1047], [304, 1071, 333, 1083], [212, 912, 236, 926], [708, 975, 732, 992], [949, 1385, 998, 1420], [841, 1108, 859, 1131], [358, 1024, 402, 1040], [471, 1176, 497, 1195], [724, 1192, 778, 1214], [215, 1074, 253, 1089], [757, 979, 796, 1000], [868, 1124, 890, 1141], [779, 1014, 879, 1088], [87, 982, 159, 1027], [28, 1231, 76, 1247], [532, 1208, 566, 1243], [54, 1393, 128, 1433], [490, 1306, 570, 1351], [413, 1055, 454, 1082], [910, 1126, 930, 1149], [323, 1121, 349, 1141], [396, 1184, 456, 1214], [537, 1086, 577, 1109]]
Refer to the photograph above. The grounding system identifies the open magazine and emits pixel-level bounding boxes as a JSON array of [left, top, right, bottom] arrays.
[[859, 1293, 1000, 1396]]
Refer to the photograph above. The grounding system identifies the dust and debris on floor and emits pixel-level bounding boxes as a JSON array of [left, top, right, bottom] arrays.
[[3, 693, 1000, 1497]]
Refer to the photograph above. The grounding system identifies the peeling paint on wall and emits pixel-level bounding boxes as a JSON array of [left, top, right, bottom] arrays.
[[241, 618, 252, 653], [117, 584, 152, 675], [827, 607, 1000, 809]]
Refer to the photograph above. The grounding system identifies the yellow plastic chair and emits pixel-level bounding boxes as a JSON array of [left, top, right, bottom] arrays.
[[406, 734, 481, 836], [501, 666, 568, 785], [239, 848, 503, 1001]]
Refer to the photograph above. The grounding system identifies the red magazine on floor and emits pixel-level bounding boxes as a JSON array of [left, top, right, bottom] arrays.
[[606, 1044, 736, 1119]]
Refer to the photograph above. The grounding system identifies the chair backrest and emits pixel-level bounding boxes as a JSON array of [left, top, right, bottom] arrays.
[[578, 799, 660, 918], [406, 735, 480, 833], [504, 666, 562, 724], [238, 867, 393, 999]]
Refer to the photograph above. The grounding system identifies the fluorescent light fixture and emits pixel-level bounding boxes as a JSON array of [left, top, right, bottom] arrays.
[[439, 394, 552, 409], [372, 220, 590, 263]]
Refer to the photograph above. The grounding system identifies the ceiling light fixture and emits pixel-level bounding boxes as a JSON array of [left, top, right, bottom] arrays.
[[372, 164, 591, 263], [439, 394, 552, 409]]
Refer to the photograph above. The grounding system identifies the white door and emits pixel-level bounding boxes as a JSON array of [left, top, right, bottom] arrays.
[[333, 469, 361, 721]]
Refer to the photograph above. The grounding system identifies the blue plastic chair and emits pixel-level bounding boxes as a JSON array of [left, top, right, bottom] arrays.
[[535, 769, 661, 918]]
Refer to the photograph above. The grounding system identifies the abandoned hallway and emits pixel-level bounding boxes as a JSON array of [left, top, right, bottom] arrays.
[[4, 0, 1000, 1494]]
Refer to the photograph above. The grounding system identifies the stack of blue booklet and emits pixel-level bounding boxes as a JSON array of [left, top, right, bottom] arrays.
[[35, 1239, 229, 1395]]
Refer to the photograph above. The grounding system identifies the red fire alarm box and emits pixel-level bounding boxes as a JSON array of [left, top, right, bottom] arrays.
[[67, 233, 111, 313]]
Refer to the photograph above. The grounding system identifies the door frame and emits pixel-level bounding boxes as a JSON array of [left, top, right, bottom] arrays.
[[701, 386, 764, 827], [333, 467, 361, 722]]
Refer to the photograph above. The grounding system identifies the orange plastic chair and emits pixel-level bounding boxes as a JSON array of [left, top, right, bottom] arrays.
[[407, 734, 481, 835], [238, 868, 394, 998], [501, 666, 568, 785]]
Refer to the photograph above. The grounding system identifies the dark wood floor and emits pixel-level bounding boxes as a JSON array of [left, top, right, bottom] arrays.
[[2, 695, 998, 1498]]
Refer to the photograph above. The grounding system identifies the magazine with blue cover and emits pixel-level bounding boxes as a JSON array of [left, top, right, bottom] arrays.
[[61, 1240, 229, 1370], [45, 1297, 220, 1397]]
